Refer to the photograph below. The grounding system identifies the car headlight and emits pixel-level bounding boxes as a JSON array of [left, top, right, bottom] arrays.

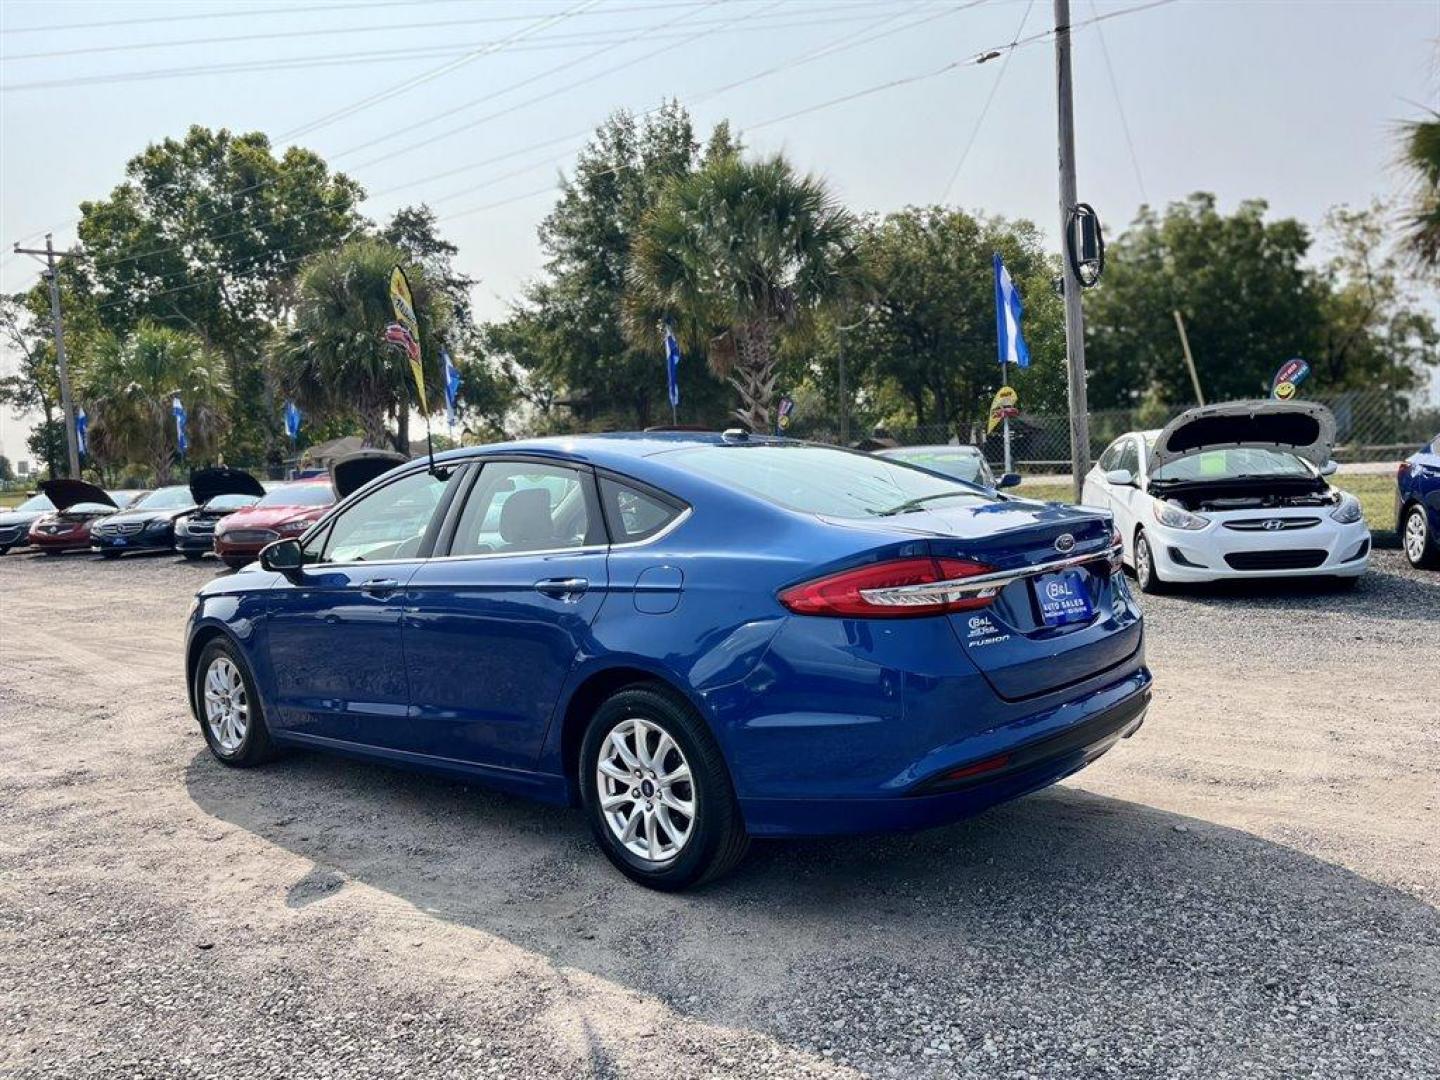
[[1153, 500, 1209, 531], [145, 519, 171, 533], [277, 518, 310, 534], [1330, 493, 1364, 525]]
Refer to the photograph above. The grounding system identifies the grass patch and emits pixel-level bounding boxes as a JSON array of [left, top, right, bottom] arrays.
[[1015, 474, 1396, 534]]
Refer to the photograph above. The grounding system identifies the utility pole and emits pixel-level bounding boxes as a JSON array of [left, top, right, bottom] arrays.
[[1172, 309, 1205, 406], [1053, 0, 1090, 502], [13, 234, 81, 478]]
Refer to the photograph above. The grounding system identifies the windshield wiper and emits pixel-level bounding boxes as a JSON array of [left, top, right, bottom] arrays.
[[873, 491, 978, 517]]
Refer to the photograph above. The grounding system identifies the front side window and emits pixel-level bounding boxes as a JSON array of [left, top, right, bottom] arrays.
[[314, 468, 449, 563], [600, 477, 684, 542], [450, 462, 597, 557], [1098, 440, 1124, 472], [666, 444, 995, 519], [1115, 440, 1140, 476]]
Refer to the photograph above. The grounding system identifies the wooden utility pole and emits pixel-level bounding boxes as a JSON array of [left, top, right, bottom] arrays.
[[1172, 309, 1205, 406], [12, 234, 81, 478], [1053, 0, 1090, 502]]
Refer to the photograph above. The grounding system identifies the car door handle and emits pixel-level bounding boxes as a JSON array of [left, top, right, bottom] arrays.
[[360, 577, 400, 596], [534, 577, 588, 599]]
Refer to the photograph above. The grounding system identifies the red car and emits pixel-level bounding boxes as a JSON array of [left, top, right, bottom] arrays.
[[212, 480, 335, 570], [28, 481, 145, 554]]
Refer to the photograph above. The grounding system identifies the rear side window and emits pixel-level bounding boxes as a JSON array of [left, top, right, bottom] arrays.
[[600, 477, 684, 543], [450, 461, 599, 556]]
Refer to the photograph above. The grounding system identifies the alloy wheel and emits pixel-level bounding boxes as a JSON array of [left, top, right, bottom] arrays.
[[1135, 534, 1152, 586], [595, 716, 695, 864], [1404, 509, 1427, 564], [203, 656, 249, 754]]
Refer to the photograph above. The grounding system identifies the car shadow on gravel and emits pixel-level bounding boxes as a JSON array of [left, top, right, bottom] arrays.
[[1142, 561, 1437, 622], [184, 747, 1439, 1075]]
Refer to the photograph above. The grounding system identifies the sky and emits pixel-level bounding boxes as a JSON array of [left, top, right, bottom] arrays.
[[1, 0, 1437, 466]]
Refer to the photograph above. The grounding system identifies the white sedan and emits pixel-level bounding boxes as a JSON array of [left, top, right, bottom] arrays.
[[1081, 400, 1370, 592]]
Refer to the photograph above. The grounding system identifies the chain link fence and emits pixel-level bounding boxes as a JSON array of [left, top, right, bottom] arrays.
[[795, 388, 1439, 471]]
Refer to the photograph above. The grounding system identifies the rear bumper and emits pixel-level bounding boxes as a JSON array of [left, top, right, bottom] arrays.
[[739, 668, 1151, 837]]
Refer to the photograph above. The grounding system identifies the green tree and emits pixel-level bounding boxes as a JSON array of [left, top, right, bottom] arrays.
[[0, 294, 65, 477], [1083, 195, 1327, 408], [82, 321, 231, 484], [0, 455, 13, 482], [278, 239, 452, 450], [484, 105, 737, 432], [834, 207, 1067, 436], [1396, 110, 1440, 270], [627, 150, 859, 430], [75, 125, 364, 464]]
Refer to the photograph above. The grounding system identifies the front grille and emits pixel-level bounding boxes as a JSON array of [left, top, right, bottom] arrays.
[[0, 526, 23, 543], [187, 520, 216, 534], [39, 524, 71, 535], [1223, 517, 1321, 531], [222, 529, 277, 545], [96, 521, 144, 536], [1224, 549, 1327, 571]]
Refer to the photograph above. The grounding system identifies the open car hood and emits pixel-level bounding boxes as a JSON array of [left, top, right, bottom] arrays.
[[1148, 399, 1336, 472], [331, 450, 408, 499], [189, 466, 265, 504], [39, 479, 115, 512]]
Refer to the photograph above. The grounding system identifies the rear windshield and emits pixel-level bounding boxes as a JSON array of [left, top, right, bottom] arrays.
[[1152, 447, 1313, 483], [668, 444, 995, 519], [258, 484, 333, 508], [132, 486, 194, 510], [884, 449, 988, 485]]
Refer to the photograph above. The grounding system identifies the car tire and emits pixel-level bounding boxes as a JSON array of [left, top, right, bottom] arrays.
[[1402, 504, 1440, 569], [194, 638, 277, 768], [1133, 528, 1169, 595], [579, 683, 749, 891]]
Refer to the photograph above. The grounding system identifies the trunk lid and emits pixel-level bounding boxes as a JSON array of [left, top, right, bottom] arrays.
[[828, 498, 1140, 700], [189, 466, 265, 504], [1149, 399, 1335, 471], [39, 479, 115, 512]]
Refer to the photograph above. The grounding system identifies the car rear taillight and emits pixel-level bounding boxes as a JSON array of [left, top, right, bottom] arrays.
[[1109, 527, 1124, 572], [778, 556, 997, 618]]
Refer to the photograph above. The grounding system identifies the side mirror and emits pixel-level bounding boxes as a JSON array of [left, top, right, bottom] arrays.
[[997, 473, 1022, 489], [1319, 460, 1339, 477], [259, 537, 304, 573], [1105, 468, 1136, 487]]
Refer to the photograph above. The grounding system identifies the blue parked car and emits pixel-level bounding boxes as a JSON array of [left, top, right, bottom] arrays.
[[1397, 433, 1440, 569], [185, 433, 1149, 889]]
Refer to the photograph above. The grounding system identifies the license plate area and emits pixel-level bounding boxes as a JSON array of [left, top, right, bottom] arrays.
[[1032, 568, 1093, 627]]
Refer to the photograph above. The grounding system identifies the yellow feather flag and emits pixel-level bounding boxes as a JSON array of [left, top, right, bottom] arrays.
[[389, 265, 425, 405]]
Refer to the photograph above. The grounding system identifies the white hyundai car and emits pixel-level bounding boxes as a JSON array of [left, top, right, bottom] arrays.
[[1082, 400, 1369, 592]]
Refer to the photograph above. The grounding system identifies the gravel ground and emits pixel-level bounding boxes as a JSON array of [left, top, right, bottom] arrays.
[[1, 547, 1437, 1079]]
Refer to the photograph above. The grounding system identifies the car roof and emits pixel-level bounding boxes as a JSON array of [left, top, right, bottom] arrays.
[[431, 431, 794, 471]]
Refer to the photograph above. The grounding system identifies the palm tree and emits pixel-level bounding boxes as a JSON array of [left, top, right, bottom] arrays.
[[1398, 110, 1440, 270], [626, 152, 859, 431], [279, 239, 450, 449], [84, 321, 230, 484]]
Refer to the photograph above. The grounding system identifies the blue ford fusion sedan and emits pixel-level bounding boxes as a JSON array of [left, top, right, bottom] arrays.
[[186, 433, 1149, 889]]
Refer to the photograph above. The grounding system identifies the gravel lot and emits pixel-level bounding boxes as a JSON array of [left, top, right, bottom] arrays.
[[1, 547, 1437, 1079]]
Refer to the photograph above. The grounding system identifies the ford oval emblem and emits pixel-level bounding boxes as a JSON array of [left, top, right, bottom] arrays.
[[1054, 533, 1076, 554]]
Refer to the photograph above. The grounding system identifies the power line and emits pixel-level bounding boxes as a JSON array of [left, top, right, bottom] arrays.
[[81, 1, 962, 280], [1088, 0, 1149, 203], [0, 0, 447, 36], [939, 0, 1034, 204], [277, 0, 601, 142], [0, 0, 733, 60]]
